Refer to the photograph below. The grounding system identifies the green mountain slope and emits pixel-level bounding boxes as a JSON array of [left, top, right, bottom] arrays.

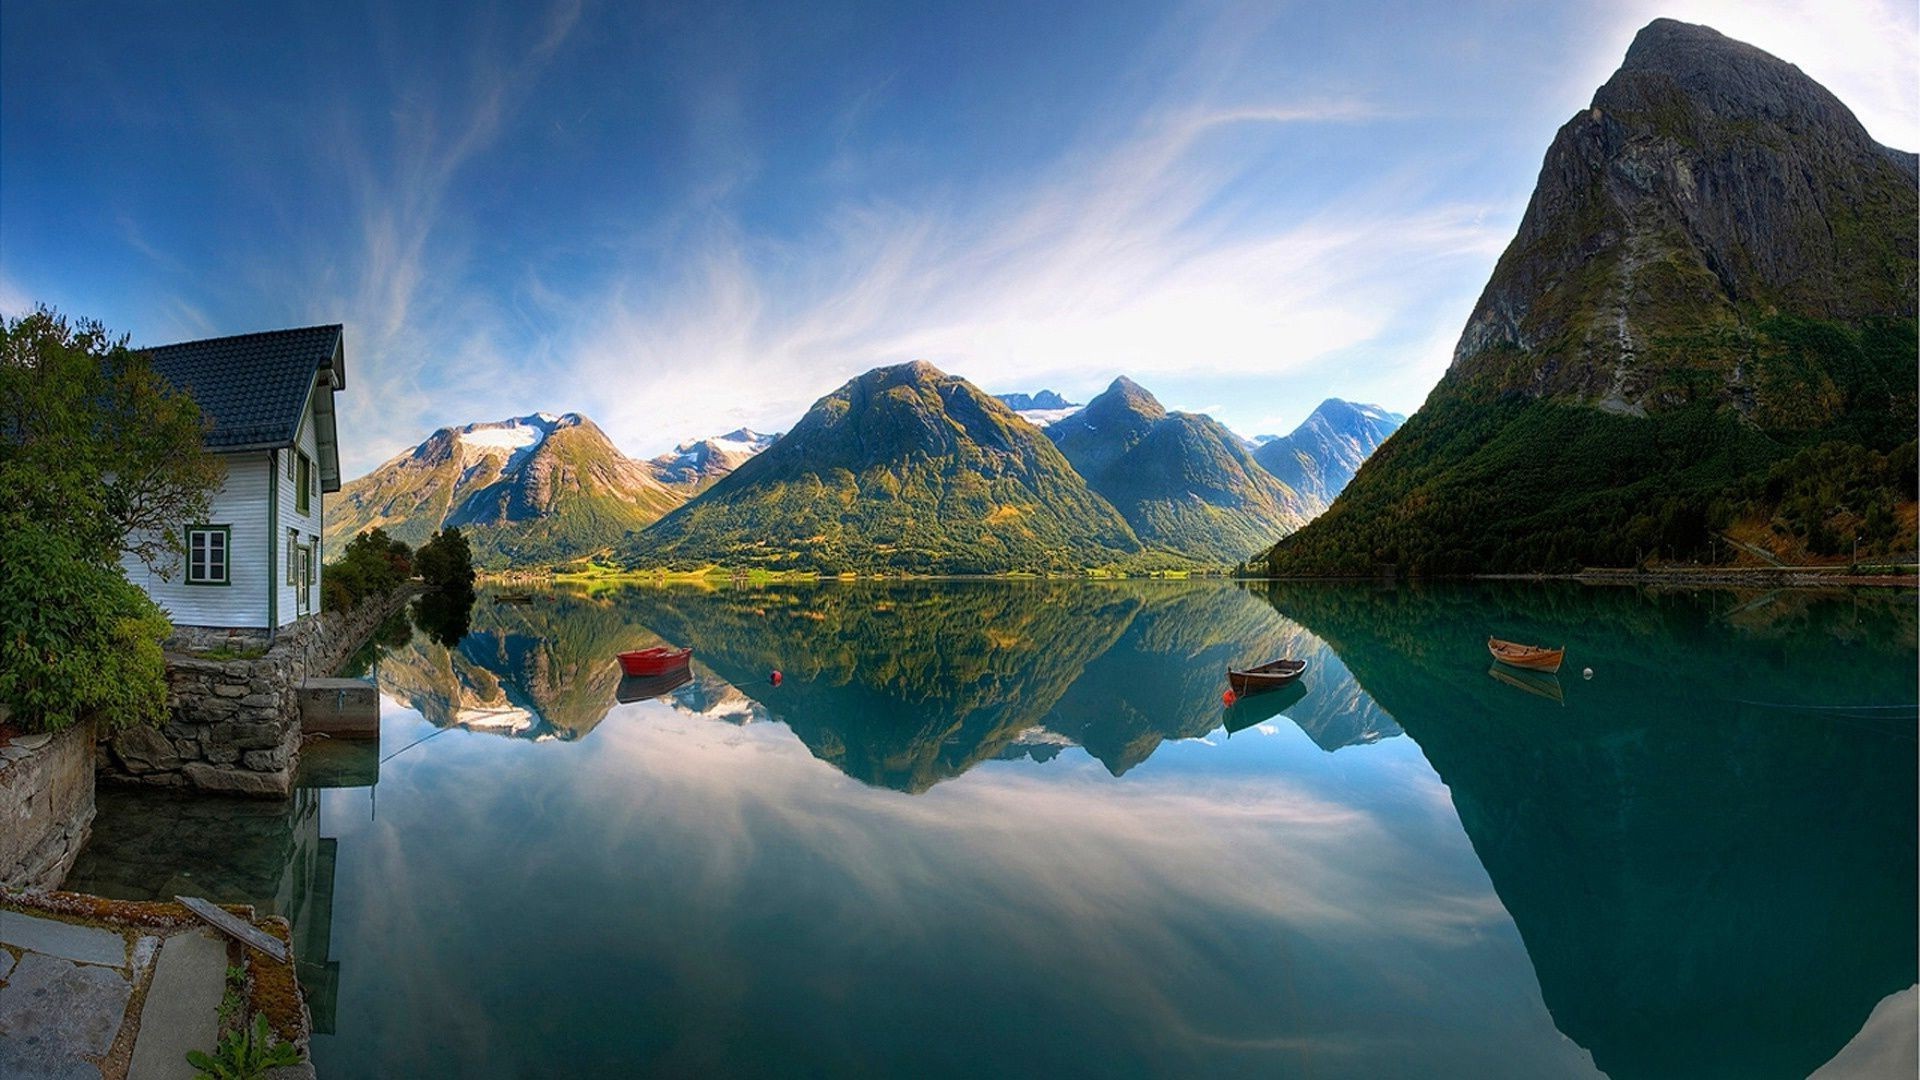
[[1266, 19, 1918, 576], [327, 413, 685, 569], [1049, 377, 1310, 563], [619, 361, 1142, 573]]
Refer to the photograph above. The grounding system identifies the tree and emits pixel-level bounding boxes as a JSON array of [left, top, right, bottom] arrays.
[[415, 527, 477, 592], [321, 528, 413, 612], [0, 307, 224, 573], [0, 308, 224, 734]]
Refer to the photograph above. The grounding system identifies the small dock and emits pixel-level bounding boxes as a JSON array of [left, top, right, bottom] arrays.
[[297, 678, 380, 739]]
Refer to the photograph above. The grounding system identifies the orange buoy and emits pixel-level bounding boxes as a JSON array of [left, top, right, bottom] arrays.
[[1222, 689, 1237, 706], [770, 670, 783, 686]]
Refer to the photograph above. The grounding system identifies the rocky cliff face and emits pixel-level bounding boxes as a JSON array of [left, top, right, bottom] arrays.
[[1453, 18, 1916, 414], [1265, 19, 1918, 576]]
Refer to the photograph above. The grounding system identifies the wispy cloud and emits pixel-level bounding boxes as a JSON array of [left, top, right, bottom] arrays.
[[0, 274, 31, 320], [538, 97, 1505, 466], [289, 0, 585, 468]]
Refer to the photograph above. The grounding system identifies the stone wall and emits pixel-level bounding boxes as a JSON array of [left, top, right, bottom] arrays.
[[100, 588, 414, 799], [0, 719, 97, 890]]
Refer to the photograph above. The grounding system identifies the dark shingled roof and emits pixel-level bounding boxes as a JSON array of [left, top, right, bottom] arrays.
[[143, 324, 344, 450]]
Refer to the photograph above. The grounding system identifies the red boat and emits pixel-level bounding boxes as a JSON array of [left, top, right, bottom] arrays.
[[617, 646, 693, 677]]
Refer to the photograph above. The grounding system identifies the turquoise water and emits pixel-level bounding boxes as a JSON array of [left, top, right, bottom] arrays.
[[66, 581, 1918, 1078]]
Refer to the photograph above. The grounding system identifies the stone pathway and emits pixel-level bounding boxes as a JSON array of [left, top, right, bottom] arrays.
[[0, 907, 228, 1079]]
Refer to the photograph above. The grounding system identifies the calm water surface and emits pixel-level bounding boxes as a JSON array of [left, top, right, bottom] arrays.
[[66, 581, 1918, 1078]]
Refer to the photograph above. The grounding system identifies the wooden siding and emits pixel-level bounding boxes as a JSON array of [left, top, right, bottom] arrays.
[[120, 452, 275, 628], [121, 374, 337, 631], [275, 390, 327, 625]]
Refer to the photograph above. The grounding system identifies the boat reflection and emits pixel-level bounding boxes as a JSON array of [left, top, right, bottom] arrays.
[[1221, 680, 1308, 736], [1486, 663, 1565, 703], [615, 667, 694, 704]]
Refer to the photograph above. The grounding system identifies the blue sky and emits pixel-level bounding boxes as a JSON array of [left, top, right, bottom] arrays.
[[4, 1, 1915, 476]]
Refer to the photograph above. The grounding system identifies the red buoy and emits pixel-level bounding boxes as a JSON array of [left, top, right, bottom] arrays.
[[1222, 689, 1237, 706], [770, 670, 783, 686]]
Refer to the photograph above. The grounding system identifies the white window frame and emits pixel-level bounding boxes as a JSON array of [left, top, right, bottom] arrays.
[[185, 525, 230, 586], [296, 452, 313, 515]]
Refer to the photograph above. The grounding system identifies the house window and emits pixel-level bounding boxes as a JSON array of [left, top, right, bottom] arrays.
[[185, 526, 230, 585], [285, 449, 294, 480], [296, 452, 312, 514], [288, 529, 299, 585]]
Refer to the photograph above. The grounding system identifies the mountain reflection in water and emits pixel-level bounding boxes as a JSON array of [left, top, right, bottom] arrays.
[[66, 580, 1916, 1079], [361, 580, 1915, 1077], [367, 580, 1390, 788]]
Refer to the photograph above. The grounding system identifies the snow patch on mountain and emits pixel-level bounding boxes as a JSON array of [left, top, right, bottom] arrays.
[[1014, 406, 1082, 428], [651, 428, 780, 487]]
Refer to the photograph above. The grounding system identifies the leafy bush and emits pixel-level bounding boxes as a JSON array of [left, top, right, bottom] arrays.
[[0, 515, 172, 734], [322, 528, 412, 612]]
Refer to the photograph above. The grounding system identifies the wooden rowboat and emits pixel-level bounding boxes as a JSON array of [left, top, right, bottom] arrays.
[[1227, 658, 1308, 696], [618, 646, 694, 677], [1487, 637, 1564, 674]]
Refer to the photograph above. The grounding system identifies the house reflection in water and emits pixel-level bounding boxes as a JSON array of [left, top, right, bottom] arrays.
[[62, 738, 378, 1035]]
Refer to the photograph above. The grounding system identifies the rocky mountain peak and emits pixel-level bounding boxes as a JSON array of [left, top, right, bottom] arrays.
[[870, 359, 945, 386], [1089, 376, 1166, 422], [1604, 19, 1880, 146], [1448, 18, 1917, 405]]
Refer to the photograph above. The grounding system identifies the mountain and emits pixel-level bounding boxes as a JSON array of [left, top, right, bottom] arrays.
[[326, 413, 685, 569], [1048, 377, 1311, 563], [620, 361, 1142, 573], [648, 428, 780, 491], [1252, 399, 1404, 514], [995, 389, 1081, 427], [1266, 19, 1918, 576], [995, 389, 1073, 411]]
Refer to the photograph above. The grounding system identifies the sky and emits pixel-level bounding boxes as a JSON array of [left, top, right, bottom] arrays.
[[3, 0, 1915, 477]]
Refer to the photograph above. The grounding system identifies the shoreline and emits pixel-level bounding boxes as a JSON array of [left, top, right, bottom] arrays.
[[486, 564, 1920, 590]]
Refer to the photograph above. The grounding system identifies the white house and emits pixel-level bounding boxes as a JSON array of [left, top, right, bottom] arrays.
[[119, 325, 346, 635]]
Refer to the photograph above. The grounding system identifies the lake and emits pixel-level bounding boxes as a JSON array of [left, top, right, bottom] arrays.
[[65, 580, 1918, 1078]]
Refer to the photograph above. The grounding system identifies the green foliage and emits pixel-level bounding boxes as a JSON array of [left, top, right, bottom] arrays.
[[624, 364, 1142, 574], [216, 965, 246, 1030], [322, 527, 412, 612], [0, 518, 173, 736], [1050, 383, 1309, 563], [415, 527, 477, 592], [0, 308, 226, 733], [408, 527, 477, 646], [0, 307, 224, 572], [185, 1014, 302, 1080]]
